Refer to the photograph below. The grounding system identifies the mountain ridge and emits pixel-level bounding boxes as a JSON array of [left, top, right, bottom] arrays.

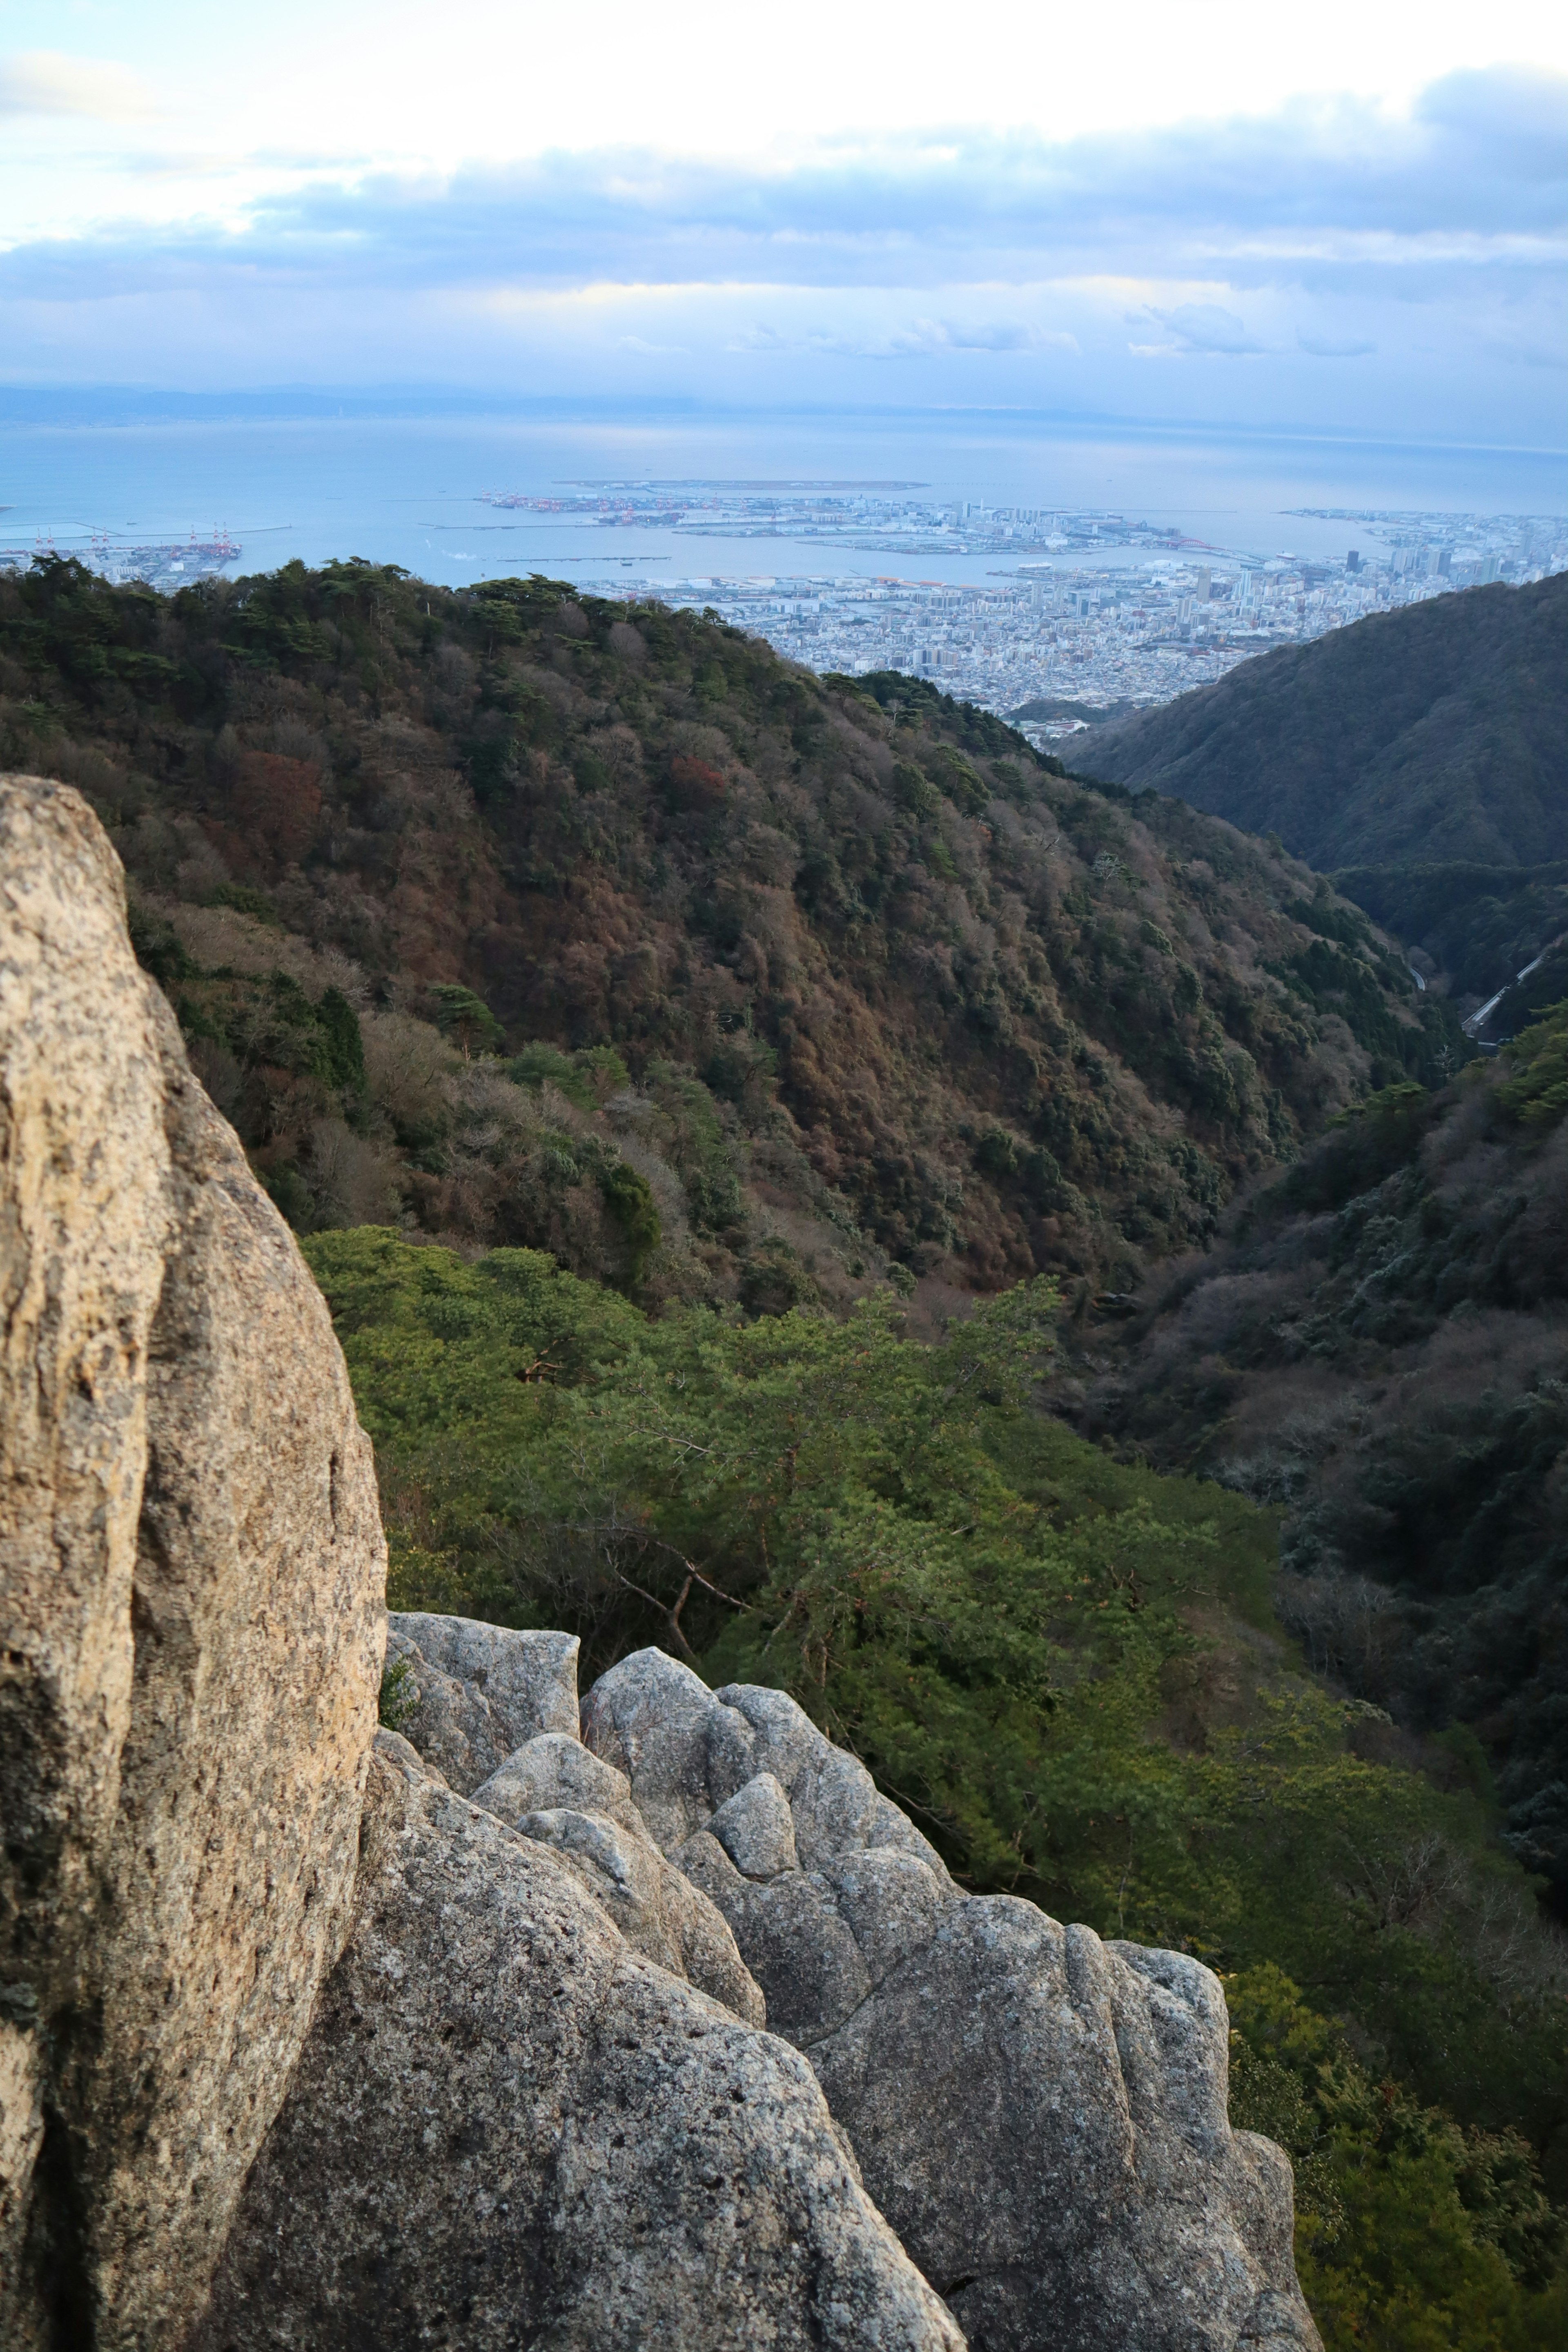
[[1076, 577, 1568, 871], [0, 555, 1457, 1307]]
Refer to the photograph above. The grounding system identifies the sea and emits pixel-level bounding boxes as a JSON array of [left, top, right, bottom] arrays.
[[2, 396, 1564, 592]]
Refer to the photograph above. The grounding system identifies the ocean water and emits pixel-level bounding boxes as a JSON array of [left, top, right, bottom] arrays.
[[2, 403, 1563, 591]]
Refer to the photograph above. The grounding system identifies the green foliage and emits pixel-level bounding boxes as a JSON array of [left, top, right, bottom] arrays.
[[174, 964, 367, 1106], [429, 982, 506, 1054], [307, 1228, 1564, 2113], [1078, 1040, 1568, 1924], [925, 744, 989, 817], [1281, 1080, 1432, 1210], [1499, 1000, 1568, 1131], [892, 759, 940, 819], [305, 1227, 1568, 2327], [315, 986, 365, 1092], [378, 1654, 418, 1733], [974, 1127, 1020, 1178], [645, 1060, 744, 1234], [127, 898, 196, 989], [1267, 943, 1465, 1089], [1228, 1966, 1566, 2350], [737, 1239, 818, 1318], [262, 1164, 316, 1229], [204, 882, 283, 927], [508, 1043, 596, 1108], [597, 1161, 661, 1289]]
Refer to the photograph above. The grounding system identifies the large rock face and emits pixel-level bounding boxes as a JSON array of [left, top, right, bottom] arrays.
[[584, 1649, 1323, 2352], [195, 1734, 964, 2352], [388, 1612, 766, 2023], [0, 778, 387, 2350]]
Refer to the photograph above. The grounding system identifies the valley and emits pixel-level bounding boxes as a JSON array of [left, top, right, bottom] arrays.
[[1, 548, 1564, 2346]]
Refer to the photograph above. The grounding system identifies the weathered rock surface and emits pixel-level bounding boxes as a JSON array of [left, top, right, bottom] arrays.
[[385, 1610, 579, 1790], [474, 1733, 766, 2023], [706, 1770, 799, 1878], [474, 1725, 647, 1833], [585, 1652, 946, 1875], [0, 777, 386, 2350], [388, 1618, 768, 2024], [585, 1648, 1323, 2352], [194, 1734, 965, 2352]]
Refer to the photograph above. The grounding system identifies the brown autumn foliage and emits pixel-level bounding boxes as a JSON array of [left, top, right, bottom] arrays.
[[2, 555, 1462, 1302]]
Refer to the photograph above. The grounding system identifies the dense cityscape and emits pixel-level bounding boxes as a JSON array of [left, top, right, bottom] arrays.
[[566, 495, 1566, 733], [6, 492, 1563, 733]]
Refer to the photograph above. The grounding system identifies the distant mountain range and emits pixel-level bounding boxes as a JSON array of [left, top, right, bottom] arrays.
[[1076, 577, 1568, 1028]]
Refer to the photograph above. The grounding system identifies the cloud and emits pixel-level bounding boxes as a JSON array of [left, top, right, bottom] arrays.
[[1484, 334, 1568, 371], [1138, 303, 1265, 355], [1, 64, 1561, 309], [892, 318, 1033, 352], [0, 63, 1559, 444], [724, 314, 1076, 359], [0, 50, 153, 120]]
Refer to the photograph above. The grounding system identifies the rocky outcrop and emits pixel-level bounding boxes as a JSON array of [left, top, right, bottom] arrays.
[[0, 778, 387, 2349], [1, 775, 1319, 2351], [195, 1733, 964, 2352], [584, 1648, 1323, 2352], [472, 1729, 766, 2025], [383, 1610, 580, 1789], [388, 1615, 765, 2022], [321, 1619, 1320, 2350]]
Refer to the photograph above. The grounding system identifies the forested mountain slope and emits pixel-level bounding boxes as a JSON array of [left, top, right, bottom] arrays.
[[0, 555, 1453, 1303], [1077, 577, 1568, 873], [1078, 579, 1568, 1020], [1065, 1012, 1568, 1918]]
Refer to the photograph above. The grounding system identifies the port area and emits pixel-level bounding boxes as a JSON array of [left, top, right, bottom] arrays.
[[0, 529, 242, 591]]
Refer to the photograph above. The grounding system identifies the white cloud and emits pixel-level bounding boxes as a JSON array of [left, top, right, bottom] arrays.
[[1137, 304, 1267, 356], [0, 62, 1559, 447], [0, 51, 153, 120]]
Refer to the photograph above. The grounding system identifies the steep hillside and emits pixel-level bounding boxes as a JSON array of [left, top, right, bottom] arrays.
[[1077, 579, 1568, 1016], [1065, 1013, 1568, 1917], [0, 555, 1454, 1304], [1077, 577, 1568, 873], [304, 1221, 1568, 2339]]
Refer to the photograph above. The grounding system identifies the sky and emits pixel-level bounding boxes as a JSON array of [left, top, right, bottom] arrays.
[[1, 0, 1565, 450]]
